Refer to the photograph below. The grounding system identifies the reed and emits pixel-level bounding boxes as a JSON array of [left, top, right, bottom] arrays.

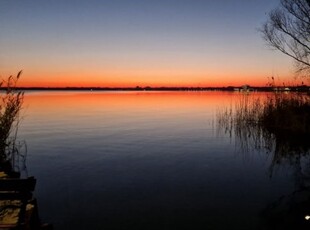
[[217, 92, 310, 173], [0, 71, 24, 168], [218, 92, 310, 137], [261, 93, 310, 135]]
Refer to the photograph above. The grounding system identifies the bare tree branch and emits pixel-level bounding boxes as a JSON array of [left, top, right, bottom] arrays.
[[261, 0, 310, 77]]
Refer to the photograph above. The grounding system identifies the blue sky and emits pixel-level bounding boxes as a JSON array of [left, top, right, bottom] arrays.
[[0, 0, 296, 87]]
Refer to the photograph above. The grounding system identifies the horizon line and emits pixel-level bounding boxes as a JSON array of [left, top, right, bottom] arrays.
[[1, 85, 309, 92]]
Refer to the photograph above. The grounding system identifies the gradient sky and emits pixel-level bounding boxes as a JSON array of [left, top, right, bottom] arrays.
[[0, 0, 300, 87]]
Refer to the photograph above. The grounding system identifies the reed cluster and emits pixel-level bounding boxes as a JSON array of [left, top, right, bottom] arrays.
[[261, 93, 310, 135], [218, 92, 310, 137], [0, 71, 24, 166], [217, 92, 310, 169]]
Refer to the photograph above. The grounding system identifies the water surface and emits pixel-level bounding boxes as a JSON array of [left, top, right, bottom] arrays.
[[18, 91, 302, 229]]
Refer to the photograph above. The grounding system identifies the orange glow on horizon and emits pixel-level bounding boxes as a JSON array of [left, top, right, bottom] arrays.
[[5, 54, 295, 88], [17, 73, 282, 88]]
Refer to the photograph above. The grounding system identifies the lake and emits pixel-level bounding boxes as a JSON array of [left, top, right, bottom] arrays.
[[17, 91, 308, 229]]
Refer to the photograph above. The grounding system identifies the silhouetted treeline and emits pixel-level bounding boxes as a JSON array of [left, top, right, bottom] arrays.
[[0, 86, 309, 92]]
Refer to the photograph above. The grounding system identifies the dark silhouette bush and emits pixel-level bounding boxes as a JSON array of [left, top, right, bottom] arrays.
[[0, 71, 24, 165]]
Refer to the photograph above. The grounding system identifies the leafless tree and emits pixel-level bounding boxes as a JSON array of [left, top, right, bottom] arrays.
[[262, 0, 310, 77]]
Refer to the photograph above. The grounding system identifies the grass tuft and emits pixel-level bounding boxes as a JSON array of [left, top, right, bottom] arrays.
[[217, 92, 310, 174], [0, 72, 25, 169]]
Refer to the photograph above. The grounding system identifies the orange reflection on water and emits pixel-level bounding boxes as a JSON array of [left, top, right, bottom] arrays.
[[23, 91, 243, 115], [22, 91, 275, 133]]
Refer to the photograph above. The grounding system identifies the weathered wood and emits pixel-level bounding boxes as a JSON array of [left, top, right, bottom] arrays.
[[0, 177, 37, 229], [0, 177, 36, 192]]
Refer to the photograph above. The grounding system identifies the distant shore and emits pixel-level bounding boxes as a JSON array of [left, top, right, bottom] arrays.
[[1, 85, 309, 92]]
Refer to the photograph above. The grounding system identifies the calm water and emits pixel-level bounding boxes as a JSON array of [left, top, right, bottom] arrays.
[[17, 91, 305, 229]]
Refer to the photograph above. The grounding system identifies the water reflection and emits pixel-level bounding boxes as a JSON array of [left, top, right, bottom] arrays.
[[261, 133, 310, 229], [19, 91, 305, 229], [217, 100, 310, 229]]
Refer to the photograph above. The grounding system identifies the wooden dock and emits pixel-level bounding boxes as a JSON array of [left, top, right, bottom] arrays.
[[0, 171, 53, 230]]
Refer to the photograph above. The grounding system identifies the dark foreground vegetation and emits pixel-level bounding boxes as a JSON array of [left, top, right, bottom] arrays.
[[0, 71, 25, 173], [0, 72, 52, 229], [217, 92, 310, 229], [262, 94, 310, 135], [217, 92, 310, 155]]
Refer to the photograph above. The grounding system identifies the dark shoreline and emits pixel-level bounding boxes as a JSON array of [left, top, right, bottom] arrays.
[[1, 86, 310, 92]]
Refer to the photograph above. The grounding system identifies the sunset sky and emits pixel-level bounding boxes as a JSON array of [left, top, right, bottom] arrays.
[[0, 0, 299, 87]]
